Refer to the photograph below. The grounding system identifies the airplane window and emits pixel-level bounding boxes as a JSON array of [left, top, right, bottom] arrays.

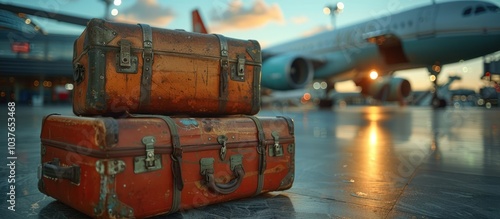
[[408, 20, 413, 27], [487, 5, 500, 13], [475, 5, 486, 14], [463, 7, 472, 16]]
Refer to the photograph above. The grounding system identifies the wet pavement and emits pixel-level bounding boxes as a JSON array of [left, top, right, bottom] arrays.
[[1, 104, 499, 218]]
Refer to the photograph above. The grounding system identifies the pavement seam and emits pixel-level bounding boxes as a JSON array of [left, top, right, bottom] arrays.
[[383, 158, 423, 219]]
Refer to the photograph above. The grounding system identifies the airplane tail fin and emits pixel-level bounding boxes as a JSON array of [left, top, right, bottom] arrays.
[[192, 9, 208, 34]]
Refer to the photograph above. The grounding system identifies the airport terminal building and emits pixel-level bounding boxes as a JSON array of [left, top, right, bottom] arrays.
[[0, 9, 76, 104]]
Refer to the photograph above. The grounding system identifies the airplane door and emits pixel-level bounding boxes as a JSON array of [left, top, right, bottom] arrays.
[[417, 6, 437, 38]]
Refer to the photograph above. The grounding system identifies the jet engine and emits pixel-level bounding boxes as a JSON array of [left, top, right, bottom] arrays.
[[261, 54, 314, 90], [361, 76, 412, 101]]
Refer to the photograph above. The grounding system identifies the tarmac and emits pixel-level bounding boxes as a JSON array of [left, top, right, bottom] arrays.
[[0, 104, 499, 218]]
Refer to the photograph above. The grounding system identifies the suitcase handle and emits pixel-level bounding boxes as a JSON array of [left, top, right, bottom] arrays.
[[200, 156, 245, 194], [204, 165, 245, 194], [42, 158, 80, 184]]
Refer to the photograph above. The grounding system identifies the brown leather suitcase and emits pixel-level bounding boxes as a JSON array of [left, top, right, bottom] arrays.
[[72, 19, 261, 116], [38, 114, 294, 218]]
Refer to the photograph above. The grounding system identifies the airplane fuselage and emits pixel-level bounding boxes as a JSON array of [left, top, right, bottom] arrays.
[[263, 1, 500, 85]]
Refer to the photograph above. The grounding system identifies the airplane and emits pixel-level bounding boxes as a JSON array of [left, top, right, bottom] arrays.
[[192, 1, 500, 108]]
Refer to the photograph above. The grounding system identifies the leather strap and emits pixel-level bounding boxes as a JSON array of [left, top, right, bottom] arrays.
[[246, 116, 266, 196], [214, 34, 229, 113], [128, 114, 182, 213], [138, 23, 154, 108], [276, 116, 294, 135]]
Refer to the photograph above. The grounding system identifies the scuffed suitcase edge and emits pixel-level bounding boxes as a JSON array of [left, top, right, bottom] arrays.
[[276, 116, 295, 191]]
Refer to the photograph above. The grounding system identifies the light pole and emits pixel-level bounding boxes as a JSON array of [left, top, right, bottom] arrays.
[[101, 0, 121, 20], [323, 2, 344, 29]]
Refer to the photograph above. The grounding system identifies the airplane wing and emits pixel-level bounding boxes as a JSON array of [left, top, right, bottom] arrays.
[[362, 30, 409, 65], [0, 3, 90, 26]]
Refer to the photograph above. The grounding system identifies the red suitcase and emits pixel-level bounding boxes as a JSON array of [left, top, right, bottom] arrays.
[[72, 19, 261, 116], [38, 114, 294, 218]]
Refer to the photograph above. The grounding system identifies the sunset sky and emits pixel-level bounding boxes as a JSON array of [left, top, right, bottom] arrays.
[[2, 0, 500, 92]]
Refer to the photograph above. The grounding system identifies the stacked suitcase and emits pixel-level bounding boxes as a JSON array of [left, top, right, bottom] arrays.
[[38, 19, 295, 218]]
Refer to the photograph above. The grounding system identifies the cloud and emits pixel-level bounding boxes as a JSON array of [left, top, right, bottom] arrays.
[[209, 0, 284, 33], [301, 25, 331, 37], [114, 0, 175, 28], [291, 16, 309, 25]]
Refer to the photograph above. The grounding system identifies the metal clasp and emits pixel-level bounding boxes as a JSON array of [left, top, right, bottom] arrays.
[[116, 40, 138, 73], [230, 154, 243, 171], [269, 131, 283, 157], [217, 135, 228, 161], [73, 63, 85, 84], [230, 54, 246, 82], [142, 136, 156, 167], [237, 55, 245, 77], [134, 136, 162, 174], [200, 157, 215, 182], [119, 40, 131, 67]]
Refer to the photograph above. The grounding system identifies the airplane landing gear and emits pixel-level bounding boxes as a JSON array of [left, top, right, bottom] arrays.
[[318, 81, 335, 108], [431, 95, 447, 108], [429, 63, 447, 108], [319, 99, 334, 108]]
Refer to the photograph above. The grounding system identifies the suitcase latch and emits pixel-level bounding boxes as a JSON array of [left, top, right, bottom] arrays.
[[73, 63, 85, 84], [237, 56, 245, 77], [116, 40, 138, 74], [143, 136, 156, 167], [133, 136, 162, 174], [217, 135, 228, 161], [269, 131, 284, 157], [120, 40, 131, 67], [230, 54, 246, 82]]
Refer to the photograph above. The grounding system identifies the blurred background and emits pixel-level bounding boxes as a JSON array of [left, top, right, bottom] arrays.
[[1, 0, 499, 107]]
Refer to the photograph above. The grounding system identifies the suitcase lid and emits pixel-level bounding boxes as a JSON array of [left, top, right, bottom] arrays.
[[74, 18, 261, 65], [40, 114, 294, 159]]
